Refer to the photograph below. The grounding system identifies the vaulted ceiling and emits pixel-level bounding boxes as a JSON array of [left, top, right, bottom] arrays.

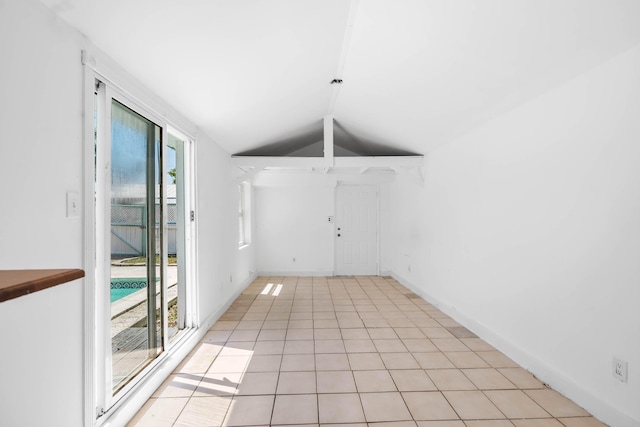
[[41, 0, 640, 155]]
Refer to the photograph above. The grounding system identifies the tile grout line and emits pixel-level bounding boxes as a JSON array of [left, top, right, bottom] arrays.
[[134, 276, 606, 426]]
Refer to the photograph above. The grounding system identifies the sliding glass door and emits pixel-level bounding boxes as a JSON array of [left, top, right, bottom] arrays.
[[93, 80, 195, 413]]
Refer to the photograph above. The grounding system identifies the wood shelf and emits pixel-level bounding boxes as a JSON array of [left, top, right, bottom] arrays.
[[0, 269, 85, 303]]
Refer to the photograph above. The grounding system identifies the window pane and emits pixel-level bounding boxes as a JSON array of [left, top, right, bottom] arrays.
[[110, 100, 162, 394], [238, 184, 245, 245]]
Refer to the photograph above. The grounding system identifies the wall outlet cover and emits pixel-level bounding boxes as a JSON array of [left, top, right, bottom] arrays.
[[613, 358, 628, 382]]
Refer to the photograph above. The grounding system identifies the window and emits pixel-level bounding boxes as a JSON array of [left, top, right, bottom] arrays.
[[238, 181, 251, 247]]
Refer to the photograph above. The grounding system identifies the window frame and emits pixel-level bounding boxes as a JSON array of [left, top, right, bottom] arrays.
[[238, 181, 251, 248]]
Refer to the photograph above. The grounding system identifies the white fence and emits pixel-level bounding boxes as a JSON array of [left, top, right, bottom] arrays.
[[111, 204, 178, 256]]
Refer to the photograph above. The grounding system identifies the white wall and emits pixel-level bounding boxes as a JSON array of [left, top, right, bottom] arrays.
[[0, 2, 85, 266], [255, 174, 336, 275], [383, 44, 640, 427], [0, 1, 255, 426], [196, 141, 256, 319], [0, 1, 87, 426]]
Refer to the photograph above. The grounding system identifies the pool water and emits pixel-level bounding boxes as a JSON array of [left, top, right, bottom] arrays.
[[110, 278, 147, 303], [110, 287, 144, 302]]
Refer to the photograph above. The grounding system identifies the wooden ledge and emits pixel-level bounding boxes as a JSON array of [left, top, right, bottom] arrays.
[[0, 269, 85, 303]]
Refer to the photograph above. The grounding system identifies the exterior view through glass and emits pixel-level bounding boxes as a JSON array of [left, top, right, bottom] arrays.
[[110, 100, 163, 394]]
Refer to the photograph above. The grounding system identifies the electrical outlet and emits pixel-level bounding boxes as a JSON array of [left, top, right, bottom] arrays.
[[613, 358, 628, 382]]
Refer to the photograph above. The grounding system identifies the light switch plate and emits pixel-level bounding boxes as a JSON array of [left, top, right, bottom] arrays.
[[67, 191, 80, 218]]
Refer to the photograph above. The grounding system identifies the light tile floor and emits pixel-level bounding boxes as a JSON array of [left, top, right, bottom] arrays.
[[127, 276, 607, 427]]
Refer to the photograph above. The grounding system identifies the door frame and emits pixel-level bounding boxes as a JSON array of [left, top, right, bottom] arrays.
[[334, 183, 380, 276], [83, 60, 199, 426]]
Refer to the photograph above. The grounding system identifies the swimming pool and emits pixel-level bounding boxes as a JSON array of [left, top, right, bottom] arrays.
[[110, 278, 147, 303]]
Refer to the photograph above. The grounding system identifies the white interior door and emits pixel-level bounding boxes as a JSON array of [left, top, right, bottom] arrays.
[[335, 185, 378, 275]]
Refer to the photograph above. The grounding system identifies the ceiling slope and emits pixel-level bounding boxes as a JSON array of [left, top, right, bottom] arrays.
[[335, 0, 640, 153], [41, 0, 352, 154], [40, 0, 640, 155], [233, 119, 420, 157]]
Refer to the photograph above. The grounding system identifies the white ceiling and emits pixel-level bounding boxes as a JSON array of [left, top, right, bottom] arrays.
[[41, 0, 640, 155]]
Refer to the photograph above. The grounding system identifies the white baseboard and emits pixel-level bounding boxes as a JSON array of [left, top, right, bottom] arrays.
[[203, 272, 258, 330], [256, 271, 399, 278], [257, 270, 334, 277], [390, 271, 639, 427]]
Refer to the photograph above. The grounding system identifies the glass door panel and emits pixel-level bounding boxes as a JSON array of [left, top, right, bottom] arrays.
[[110, 100, 163, 394], [167, 134, 187, 342]]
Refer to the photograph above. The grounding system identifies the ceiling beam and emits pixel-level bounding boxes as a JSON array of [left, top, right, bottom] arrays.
[[391, 165, 425, 187], [232, 166, 263, 185], [231, 155, 423, 169], [333, 156, 423, 168], [324, 115, 334, 167], [232, 157, 323, 168]]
